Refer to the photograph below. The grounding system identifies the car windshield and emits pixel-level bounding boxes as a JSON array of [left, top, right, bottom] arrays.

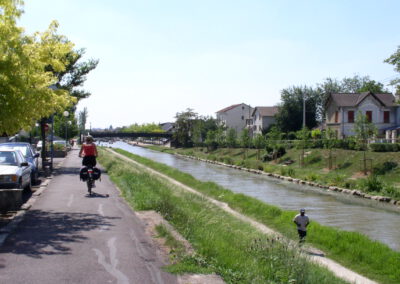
[[9, 146, 30, 157], [0, 144, 31, 157], [0, 151, 17, 166]]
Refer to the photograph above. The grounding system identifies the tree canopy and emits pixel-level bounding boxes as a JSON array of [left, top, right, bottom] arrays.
[[385, 46, 400, 94], [0, 0, 76, 135]]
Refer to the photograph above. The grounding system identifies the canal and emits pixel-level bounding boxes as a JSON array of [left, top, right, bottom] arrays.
[[110, 141, 400, 251]]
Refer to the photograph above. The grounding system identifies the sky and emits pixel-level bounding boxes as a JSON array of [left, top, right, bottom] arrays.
[[19, 0, 400, 129]]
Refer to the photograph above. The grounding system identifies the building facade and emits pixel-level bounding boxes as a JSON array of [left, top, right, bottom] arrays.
[[216, 103, 253, 134], [250, 106, 279, 136], [325, 92, 400, 138]]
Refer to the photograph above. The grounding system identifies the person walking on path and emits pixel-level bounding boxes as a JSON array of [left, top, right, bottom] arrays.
[[293, 208, 309, 244]]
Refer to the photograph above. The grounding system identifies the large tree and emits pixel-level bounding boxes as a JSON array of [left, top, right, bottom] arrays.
[[385, 46, 400, 94], [0, 1, 76, 135], [173, 108, 198, 147], [275, 86, 319, 133]]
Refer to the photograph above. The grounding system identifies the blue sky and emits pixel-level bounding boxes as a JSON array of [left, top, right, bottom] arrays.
[[19, 0, 400, 128]]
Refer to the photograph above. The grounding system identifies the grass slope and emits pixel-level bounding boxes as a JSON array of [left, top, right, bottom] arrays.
[[98, 149, 346, 284], [111, 147, 400, 284]]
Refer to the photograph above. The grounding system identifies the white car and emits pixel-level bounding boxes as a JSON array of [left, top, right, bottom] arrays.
[[0, 149, 32, 190]]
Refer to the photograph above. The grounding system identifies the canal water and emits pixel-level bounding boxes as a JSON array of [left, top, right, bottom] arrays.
[[109, 141, 400, 251]]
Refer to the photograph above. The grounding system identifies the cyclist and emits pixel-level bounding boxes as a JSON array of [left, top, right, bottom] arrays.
[[79, 135, 98, 166]]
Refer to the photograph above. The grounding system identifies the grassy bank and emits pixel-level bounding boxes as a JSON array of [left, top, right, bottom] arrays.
[[147, 145, 400, 199], [110, 147, 400, 284], [98, 148, 346, 283]]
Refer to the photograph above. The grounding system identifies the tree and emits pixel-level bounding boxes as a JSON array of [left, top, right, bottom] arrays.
[[353, 111, 377, 175], [275, 86, 319, 132], [323, 128, 337, 169], [253, 134, 266, 160], [0, 1, 76, 135], [239, 128, 252, 158], [205, 130, 217, 151], [226, 128, 237, 148], [174, 108, 198, 147], [78, 107, 88, 134], [384, 46, 400, 94]]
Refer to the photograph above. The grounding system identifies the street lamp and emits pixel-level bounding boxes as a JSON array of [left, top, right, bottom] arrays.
[[63, 111, 69, 146]]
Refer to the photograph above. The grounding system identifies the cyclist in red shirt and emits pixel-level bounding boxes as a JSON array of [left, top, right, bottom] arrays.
[[79, 135, 98, 167]]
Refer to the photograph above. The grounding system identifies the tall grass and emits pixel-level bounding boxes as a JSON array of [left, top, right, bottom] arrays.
[[98, 150, 346, 284], [110, 148, 400, 284]]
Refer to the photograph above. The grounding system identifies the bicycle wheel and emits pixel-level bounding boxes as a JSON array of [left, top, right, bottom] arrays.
[[87, 179, 92, 195]]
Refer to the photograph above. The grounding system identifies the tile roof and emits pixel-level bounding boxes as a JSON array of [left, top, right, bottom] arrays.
[[252, 106, 279, 117], [216, 104, 242, 113], [329, 92, 397, 107]]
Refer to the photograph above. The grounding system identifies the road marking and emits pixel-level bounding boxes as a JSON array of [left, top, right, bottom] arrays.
[[67, 194, 74, 207], [93, 238, 130, 284], [97, 204, 108, 231], [129, 229, 164, 284]]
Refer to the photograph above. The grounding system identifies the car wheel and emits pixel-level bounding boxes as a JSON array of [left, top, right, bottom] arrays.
[[24, 179, 32, 192], [32, 171, 39, 185]]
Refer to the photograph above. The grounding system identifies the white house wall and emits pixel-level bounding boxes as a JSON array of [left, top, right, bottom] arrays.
[[218, 104, 253, 134]]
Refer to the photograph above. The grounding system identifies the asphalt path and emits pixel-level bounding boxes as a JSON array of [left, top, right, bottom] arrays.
[[0, 149, 177, 284]]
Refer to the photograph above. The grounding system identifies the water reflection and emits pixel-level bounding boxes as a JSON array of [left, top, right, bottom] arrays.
[[108, 141, 400, 251]]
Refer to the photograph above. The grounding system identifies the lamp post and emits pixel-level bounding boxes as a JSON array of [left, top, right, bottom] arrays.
[[63, 111, 69, 146]]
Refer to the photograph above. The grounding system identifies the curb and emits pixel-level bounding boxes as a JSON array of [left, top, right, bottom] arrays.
[[0, 155, 68, 247]]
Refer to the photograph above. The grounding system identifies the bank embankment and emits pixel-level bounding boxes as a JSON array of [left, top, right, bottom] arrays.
[[101, 147, 400, 284], [98, 148, 349, 284], [144, 145, 400, 206]]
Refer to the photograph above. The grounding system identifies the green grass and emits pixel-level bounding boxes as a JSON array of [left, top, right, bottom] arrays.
[[110, 147, 400, 284], [98, 149, 346, 284]]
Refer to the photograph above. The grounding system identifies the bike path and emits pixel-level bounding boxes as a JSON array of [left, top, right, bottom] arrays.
[[0, 149, 177, 284]]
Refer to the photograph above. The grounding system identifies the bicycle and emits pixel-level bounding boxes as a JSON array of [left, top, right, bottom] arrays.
[[80, 166, 101, 196]]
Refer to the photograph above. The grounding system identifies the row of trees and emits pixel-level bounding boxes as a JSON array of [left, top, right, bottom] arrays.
[[0, 0, 97, 139]]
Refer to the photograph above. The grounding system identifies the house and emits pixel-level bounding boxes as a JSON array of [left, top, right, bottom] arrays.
[[160, 122, 175, 133], [325, 92, 400, 138], [249, 106, 279, 136], [216, 103, 253, 134]]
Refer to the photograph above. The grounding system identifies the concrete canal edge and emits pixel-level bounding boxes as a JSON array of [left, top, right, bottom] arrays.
[[107, 148, 378, 284]]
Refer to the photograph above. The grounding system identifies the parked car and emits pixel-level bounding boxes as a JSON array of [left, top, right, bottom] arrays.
[[0, 142, 40, 184], [0, 149, 31, 190]]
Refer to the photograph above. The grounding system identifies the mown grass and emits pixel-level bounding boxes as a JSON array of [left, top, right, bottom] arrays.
[[147, 145, 400, 199], [98, 149, 346, 284], [111, 147, 400, 284]]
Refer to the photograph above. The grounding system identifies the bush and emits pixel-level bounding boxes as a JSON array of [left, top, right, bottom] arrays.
[[370, 143, 399, 152], [373, 161, 398, 175], [358, 175, 383, 193], [223, 156, 234, 165]]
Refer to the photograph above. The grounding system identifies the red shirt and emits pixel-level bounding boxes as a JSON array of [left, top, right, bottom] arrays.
[[82, 143, 96, 156]]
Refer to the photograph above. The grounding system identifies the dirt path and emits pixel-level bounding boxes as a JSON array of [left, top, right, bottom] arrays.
[[108, 149, 378, 284]]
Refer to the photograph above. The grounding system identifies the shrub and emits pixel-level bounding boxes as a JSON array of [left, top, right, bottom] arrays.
[[370, 143, 399, 152], [207, 154, 217, 161], [223, 156, 234, 165], [373, 161, 398, 175], [358, 174, 383, 193]]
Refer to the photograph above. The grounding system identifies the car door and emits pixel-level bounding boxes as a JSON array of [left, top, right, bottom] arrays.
[[16, 151, 31, 186]]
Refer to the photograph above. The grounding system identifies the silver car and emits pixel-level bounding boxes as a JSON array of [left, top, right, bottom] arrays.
[[0, 149, 31, 190]]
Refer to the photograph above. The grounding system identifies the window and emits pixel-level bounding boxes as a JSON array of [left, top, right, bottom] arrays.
[[241, 115, 244, 120], [348, 111, 354, 123], [366, 111, 372, 122], [334, 111, 339, 123], [384, 111, 390, 123]]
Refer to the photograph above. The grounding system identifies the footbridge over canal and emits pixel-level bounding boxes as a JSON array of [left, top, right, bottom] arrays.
[[90, 131, 173, 143]]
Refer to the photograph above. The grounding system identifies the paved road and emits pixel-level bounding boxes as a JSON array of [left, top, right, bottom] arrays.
[[0, 149, 177, 284]]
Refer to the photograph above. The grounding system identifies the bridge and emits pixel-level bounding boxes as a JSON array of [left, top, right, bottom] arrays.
[[90, 131, 173, 139]]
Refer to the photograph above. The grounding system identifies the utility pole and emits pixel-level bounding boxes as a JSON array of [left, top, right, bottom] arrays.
[[303, 94, 306, 128]]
